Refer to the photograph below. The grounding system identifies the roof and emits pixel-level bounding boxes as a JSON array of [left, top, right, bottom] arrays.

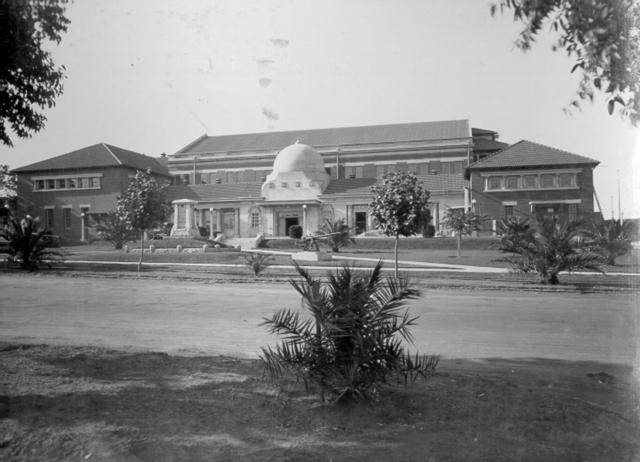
[[165, 183, 262, 203], [473, 137, 509, 153], [176, 120, 471, 154], [469, 140, 599, 169], [472, 127, 498, 137], [320, 173, 466, 198], [14, 143, 169, 176]]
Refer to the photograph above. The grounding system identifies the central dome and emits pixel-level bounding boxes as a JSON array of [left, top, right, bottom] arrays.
[[272, 142, 325, 174]]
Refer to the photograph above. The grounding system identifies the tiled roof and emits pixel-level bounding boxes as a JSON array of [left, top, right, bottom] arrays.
[[177, 120, 471, 154], [320, 174, 466, 198], [14, 143, 169, 176], [472, 127, 498, 137], [473, 137, 509, 153], [321, 178, 378, 196], [165, 183, 262, 203], [469, 140, 599, 169]]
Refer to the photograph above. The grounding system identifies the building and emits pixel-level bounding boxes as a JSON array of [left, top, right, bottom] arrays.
[[467, 140, 601, 229], [14, 143, 170, 242], [165, 119, 502, 238]]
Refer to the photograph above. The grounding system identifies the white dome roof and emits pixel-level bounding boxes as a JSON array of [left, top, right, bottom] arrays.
[[272, 142, 325, 174]]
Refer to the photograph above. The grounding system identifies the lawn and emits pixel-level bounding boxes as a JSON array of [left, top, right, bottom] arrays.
[[1, 343, 637, 461]]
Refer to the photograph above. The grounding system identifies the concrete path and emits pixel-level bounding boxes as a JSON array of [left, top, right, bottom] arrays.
[[0, 275, 636, 365]]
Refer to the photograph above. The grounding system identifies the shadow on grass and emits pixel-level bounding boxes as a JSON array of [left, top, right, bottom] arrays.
[[1, 344, 638, 462]]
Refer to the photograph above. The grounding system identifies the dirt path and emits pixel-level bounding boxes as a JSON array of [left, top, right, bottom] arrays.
[[0, 274, 636, 364]]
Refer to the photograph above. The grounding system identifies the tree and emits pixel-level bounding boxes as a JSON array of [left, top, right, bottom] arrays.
[[585, 218, 634, 265], [491, 0, 640, 125], [494, 216, 603, 284], [261, 262, 439, 404], [92, 211, 135, 250], [318, 218, 355, 252], [442, 208, 485, 257], [369, 172, 431, 277], [0, 215, 63, 270], [116, 169, 169, 272], [0, 165, 17, 198], [1, 0, 71, 147]]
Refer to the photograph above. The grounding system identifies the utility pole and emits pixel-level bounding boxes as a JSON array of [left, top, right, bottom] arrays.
[[617, 170, 622, 222]]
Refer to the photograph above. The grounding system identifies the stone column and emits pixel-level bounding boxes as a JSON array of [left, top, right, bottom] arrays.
[[434, 202, 440, 233], [235, 208, 240, 236], [80, 213, 86, 242], [302, 204, 307, 235], [173, 204, 179, 229], [185, 203, 192, 229], [209, 208, 214, 239], [216, 210, 222, 233]]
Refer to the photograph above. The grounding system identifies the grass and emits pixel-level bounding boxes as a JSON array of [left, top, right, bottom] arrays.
[[1, 343, 637, 461]]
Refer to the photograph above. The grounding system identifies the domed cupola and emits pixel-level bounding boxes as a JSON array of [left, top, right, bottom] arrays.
[[261, 141, 330, 201]]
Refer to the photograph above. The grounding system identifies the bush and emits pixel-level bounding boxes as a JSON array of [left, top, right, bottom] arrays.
[[92, 211, 134, 250], [288, 225, 303, 239], [261, 262, 439, 404], [0, 215, 63, 270], [494, 217, 603, 284], [318, 218, 355, 252], [585, 219, 633, 265], [242, 252, 273, 276]]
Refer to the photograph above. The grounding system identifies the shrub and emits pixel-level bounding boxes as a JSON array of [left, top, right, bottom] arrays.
[[288, 224, 303, 239], [0, 215, 63, 270], [261, 262, 439, 404], [318, 218, 355, 252], [585, 219, 633, 265], [243, 252, 273, 276], [494, 217, 603, 284], [92, 211, 134, 250]]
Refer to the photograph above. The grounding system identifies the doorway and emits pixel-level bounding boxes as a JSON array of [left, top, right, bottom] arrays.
[[222, 211, 236, 238], [355, 211, 367, 235], [285, 217, 299, 236]]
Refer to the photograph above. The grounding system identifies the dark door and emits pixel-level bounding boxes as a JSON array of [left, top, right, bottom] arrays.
[[285, 217, 299, 236], [355, 212, 367, 234]]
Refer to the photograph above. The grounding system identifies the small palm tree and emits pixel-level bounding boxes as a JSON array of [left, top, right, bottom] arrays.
[[319, 218, 355, 252], [585, 219, 633, 265], [261, 262, 438, 403], [495, 217, 603, 284], [243, 252, 273, 276], [0, 215, 63, 270]]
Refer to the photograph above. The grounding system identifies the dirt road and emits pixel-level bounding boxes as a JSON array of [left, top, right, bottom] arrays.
[[0, 274, 636, 364]]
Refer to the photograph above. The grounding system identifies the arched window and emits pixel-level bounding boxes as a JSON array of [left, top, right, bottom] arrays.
[[248, 206, 261, 229]]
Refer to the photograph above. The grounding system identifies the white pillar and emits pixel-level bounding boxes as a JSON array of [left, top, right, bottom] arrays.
[[185, 204, 192, 229], [235, 208, 240, 235], [302, 204, 307, 235], [216, 210, 222, 233], [80, 213, 86, 242], [173, 204, 179, 229], [209, 208, 214, 239]]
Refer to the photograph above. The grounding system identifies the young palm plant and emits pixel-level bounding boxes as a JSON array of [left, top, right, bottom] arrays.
[[495, 217, 603, 284], [585, 219, 634, 265], [319, 218, 355, 252], [243, 252, 273, 276], [0, 215, 63, 270], [261, 262, 438, 404]]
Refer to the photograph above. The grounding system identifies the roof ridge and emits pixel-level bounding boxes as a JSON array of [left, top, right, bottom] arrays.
[[102, 143, 123, 165]]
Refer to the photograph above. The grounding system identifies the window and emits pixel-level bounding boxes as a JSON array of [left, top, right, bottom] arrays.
[[540, 174, 555, 188], [250, 211, 260, 228], [81, 177, 90, 188], [295, 181, 302, 187], [281, 182, 288, 188], [504, 205, 515, 217], [505, 176, 519, 189], [47, 179, 56, 189], [355, 166, 363, 178], [57, 178, 66, 189], [558, 173, 575, 187], [215, 178, 222, 184], [523, 175, 537, 188], [36, 180, 45, 190], [67, 178, 76, 188], [376, 165, 385, 178], [568, 203, 578, 221], [45, 208, 54, 228], [63, 208, 72, 229], [181, 174, 190, 185], [91, 177, 100, 188], [487, 176, 502, 190]]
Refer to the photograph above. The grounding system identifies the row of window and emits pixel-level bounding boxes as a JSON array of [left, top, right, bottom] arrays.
[[174, 160, 466, 185], [503, 203, 578, 221], [485, 172, 577, 191], [34, 177, 101, 191]]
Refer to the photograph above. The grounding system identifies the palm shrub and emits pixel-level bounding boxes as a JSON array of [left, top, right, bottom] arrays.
[[585, 219, 633, 265], [0, 215, 63, 270], [319, 218, 355, 252], [261, 262, 439, 404], [494, 216, 603, 284], [243, 252, 273, 276]]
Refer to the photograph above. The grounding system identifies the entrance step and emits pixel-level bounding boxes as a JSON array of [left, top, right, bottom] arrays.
[[218, 236, 263, 250]]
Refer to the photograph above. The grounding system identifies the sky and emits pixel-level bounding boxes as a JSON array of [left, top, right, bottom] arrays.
[[1, 0, 638, 218]]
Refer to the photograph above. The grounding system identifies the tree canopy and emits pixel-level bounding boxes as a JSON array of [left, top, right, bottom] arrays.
[[1, 0, 70, 147], [492, 0, 640, 125], [0, 164, 17, 198], [369, 172, 431, 276]]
